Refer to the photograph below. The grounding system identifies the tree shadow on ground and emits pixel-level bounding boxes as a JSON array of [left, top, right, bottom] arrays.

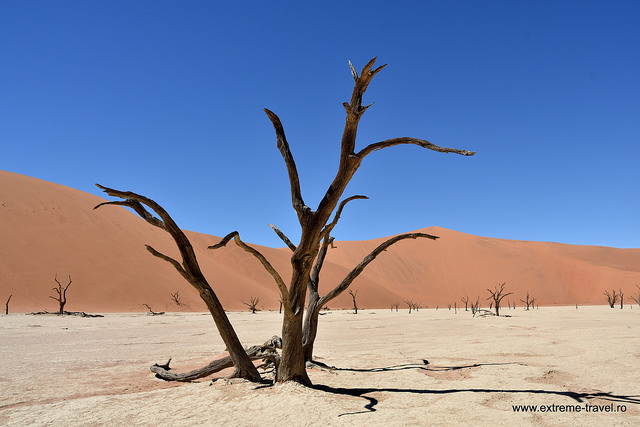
[[307, 362, 640, 417]]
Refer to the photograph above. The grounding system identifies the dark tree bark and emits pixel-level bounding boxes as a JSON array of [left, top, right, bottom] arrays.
[[95, 187, 262, 382], [49, 275, 72, 314]]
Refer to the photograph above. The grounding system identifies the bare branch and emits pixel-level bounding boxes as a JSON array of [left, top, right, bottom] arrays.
[[269, 224, 297, 251], [318, 232, 438, 307], [94, 187, 165, 229], [145, 245, 188, 279], [263, 109, 308, 219], [348, 60, 358, 81], [210, 232, 290, 308], [321, 195, 368, 240], [358, 137, 476, 159]]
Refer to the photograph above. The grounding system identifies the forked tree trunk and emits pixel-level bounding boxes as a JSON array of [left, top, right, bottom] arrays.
[[264, 60, 473, 383]]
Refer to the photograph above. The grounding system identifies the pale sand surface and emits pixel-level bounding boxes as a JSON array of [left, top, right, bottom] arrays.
[[1, 306, 638, 426]]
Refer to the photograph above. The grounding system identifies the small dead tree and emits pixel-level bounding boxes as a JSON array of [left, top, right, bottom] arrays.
[[520, 291, 535, 310], [405, 300, 419, 314], [630, 285, 640, 308], [49, 274, 72, 314], [620, 289, 624, 309], [461, 296, 470, 311], [5, 295, 12, 315], [170, 291, 185, 307], [243, 296, 260, 314], [470, 297, 480, 315], [348, 289, 358, 314], [486, 282, 513, 316], [604, 289, 619, 308]]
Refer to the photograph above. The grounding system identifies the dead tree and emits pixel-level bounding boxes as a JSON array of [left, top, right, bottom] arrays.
[[604, 289, 619, 308], [348, 289, 358, 314], [49, 274, 72, 314], [95, 187, 262, 382], [100, 58, 474, 385], [461, 296, 470, 311], [243, 296, 260, 314], [170, 291, 185, 307], [520, 291, 535, 310], [630, 285, 640, 308], [486, 282, 513, 316], [5, 295, 12, 315], [620, 289, 624, 309], [470, 297, 481, 315], [143, 303, 165, 316], [405, 300, 417, 314]]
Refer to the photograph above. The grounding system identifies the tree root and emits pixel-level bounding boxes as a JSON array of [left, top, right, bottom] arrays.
[[150, 336, 282, 382]]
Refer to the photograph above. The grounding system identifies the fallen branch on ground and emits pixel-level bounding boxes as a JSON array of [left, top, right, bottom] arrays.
[[150, 336, 282, 382]]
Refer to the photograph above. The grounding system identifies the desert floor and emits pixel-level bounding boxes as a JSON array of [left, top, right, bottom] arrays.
[[1, 306, 638, 426]]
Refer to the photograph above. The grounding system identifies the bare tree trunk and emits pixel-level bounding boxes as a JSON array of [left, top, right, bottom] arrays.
[[5, 295, 12, 315], [302, 290, 321, 362], [349, 290, 358, 314]]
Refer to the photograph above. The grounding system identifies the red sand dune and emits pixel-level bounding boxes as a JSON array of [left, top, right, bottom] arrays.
[[1, 170, 639, 313]]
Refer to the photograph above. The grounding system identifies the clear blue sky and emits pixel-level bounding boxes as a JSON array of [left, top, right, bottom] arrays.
[[2, 1, 638, 248]]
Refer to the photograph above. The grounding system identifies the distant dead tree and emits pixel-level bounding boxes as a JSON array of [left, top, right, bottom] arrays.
[[390, 303, 399, 312], [143, 304, 165, 316], [5, 295, 12, 315], [604, 289, 619, 308], [620, 289, 624, 309], [405, 300, 420, 314], [348, 289, 358, 314], [242, 296, 260, 314], [278, 297, 283, 314], [170, 290, 187, 307], [630, 285, 640, 308], [520, 291, 536, 310], [461, 296, 470, 311], [49, 274, 72, 314], [486, 282, 513, 316], [470, 297, 480, 315]]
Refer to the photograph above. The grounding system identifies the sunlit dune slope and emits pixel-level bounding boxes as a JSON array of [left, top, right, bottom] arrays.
[[1, 170, 638, 312]]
